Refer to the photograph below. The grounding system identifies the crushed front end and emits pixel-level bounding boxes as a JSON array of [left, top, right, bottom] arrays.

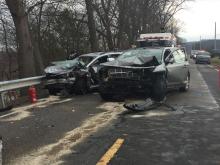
[[44, 71, 77, 91], [99, 66, 156, 96], [98, 48, 164, 100], [43, 61, 90, 94]]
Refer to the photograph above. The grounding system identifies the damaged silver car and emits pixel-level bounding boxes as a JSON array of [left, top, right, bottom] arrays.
[[99, 47, 190, 101], [44, 52, 122, 95]]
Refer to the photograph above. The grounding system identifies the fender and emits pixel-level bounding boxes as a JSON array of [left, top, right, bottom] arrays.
[[153, 64, 166, 73]]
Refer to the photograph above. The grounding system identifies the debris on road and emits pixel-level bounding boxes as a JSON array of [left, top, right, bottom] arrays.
[[10, 102, 124, 165], [124, 98, 177, 112]]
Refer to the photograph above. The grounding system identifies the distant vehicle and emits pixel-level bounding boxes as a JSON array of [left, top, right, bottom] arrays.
[[195, 51, 211, 64], [211, 49, 220, 57], [191, 50, 199, 59], [99, 47, 190, 102], [44, 52, 122, 95], [137, 33, 177, 48]]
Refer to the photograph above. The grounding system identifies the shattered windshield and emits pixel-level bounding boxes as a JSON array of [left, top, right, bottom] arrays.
[[118, 48, 163, 63]]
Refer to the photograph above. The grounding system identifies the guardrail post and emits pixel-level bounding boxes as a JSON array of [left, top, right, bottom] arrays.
[[0, 136, 2, 165], [0, 93, 5, 110]]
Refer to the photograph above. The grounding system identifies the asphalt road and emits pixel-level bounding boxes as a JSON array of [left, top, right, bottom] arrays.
[[1, 63, 220, 165], [197, 64, 220, 105]]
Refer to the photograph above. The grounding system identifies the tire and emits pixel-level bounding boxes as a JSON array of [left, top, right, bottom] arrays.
[[151, 74, 167, 102], [99, 92, 113, 101], [99, 84, 114, 101], [75, 79, 87, 95], [179, 73, 190, 92], [48, 88, 60, 95], [65, 87, 74, 95]]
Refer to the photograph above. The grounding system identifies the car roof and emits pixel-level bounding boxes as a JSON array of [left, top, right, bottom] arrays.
[[130, 47, 174, 51], [101, 51, 123, 56], [197, 51, 210, 54], [80, 51, 123, 58], [80, 52, 104, 57]]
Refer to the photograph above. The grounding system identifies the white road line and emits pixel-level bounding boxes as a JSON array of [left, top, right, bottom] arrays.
[[215, 69, 219, 72], [208, 65, 214, 68], [0, 112, 17, 119]]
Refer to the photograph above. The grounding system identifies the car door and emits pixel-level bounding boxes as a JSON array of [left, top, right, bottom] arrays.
[[91, 55, 108, 73], [166, 50, 186, 87], [177, 49, 189, 83], [89, 55, 108, 83]]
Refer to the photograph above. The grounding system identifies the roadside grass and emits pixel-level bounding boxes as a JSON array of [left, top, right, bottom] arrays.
[[211, 56, 220, 67]]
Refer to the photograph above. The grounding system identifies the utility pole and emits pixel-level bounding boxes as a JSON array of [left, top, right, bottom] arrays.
[[200, 36, 202, 50], [214, 22, 217, 50]]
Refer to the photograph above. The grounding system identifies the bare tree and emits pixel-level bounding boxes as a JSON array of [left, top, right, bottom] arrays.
[[0, 0, 191, 80], [5, 0, 36, 78], [85, 0, 99, 51]]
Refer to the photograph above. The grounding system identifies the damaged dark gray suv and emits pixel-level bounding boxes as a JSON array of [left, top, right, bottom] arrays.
[[99, 47, 190, 101]]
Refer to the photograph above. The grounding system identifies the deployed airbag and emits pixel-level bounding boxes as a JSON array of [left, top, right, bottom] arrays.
[[105, 55, 160, 67]]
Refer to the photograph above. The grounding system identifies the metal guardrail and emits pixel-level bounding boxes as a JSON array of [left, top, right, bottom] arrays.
[[0, 76, 45, 92], [0, 76, 45, 109]]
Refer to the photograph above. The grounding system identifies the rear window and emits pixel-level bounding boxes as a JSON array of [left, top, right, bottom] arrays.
[[197, 51, 210, 56]]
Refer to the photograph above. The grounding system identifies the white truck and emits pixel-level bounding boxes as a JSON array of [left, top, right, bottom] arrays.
[[137, 33, 177, 47]]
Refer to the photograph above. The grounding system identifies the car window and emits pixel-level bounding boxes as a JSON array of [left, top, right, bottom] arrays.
[[197, 51, 211, 56], [173, 50, 185, 63], [177, 50, 187, 61], [163, 49, 171, 61], [78, 56, 95, 67], [109, 54, 120, 59], [92, 56, 108, 66]]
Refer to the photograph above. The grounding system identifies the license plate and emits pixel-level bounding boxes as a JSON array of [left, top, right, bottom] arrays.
[[47, 79, 66, 84]]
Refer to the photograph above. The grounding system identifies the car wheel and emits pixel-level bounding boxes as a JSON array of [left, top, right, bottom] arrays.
[[99, 92, 113, 101], [86, 77, 93, 93], [180, 74, 190, 92], [75, 79, 87, 95], [48, 88, 60, 95], [151, 74, 167, 102], [65, 87, 74, 95], [99, 84, 114, 101]]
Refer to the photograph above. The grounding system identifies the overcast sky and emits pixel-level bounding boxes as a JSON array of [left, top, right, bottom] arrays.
[[176, 0, 220, 41]]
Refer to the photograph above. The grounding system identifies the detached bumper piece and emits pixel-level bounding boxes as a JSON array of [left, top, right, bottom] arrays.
[[123, 98, 177, 112]]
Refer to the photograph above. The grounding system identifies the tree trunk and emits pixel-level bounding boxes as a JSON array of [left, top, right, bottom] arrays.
[[33, 41, 44, 75], [117, 0, 128, 49], [85, 0, 99, 52], [0, 17, 12, 79], [5, 0, 36, 78]]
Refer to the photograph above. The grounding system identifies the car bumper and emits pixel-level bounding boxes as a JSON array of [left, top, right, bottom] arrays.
[[196, 58, 210, 63], [44, 78, 76, 89], [100, 79, 152, 94]]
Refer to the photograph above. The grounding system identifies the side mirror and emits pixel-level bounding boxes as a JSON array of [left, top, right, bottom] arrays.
[[107, 57, 115, 62]]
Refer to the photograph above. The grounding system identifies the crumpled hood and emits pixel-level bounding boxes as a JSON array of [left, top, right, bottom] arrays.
[[102, 55, 160, 67], [44, 59, 81, 75]]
